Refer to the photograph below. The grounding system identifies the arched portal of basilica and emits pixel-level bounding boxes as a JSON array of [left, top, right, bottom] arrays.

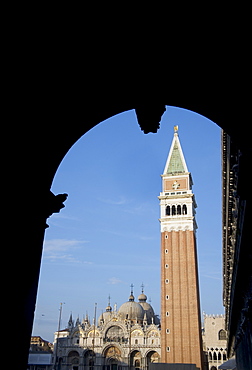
[[104, 345, 122, 370]]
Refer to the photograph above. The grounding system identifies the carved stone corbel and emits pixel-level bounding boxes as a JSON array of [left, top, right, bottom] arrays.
[[44, 191, 68, 228], [135, 104, 166, 134]]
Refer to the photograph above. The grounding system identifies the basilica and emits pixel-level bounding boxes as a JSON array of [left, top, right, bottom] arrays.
[[54, 288, 161, 370]]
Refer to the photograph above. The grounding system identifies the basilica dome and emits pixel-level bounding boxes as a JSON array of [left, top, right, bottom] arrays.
[[98, 301, 113, 324], [138, 292, 156, 324], [118, 294, 145, 321], [138, 293, 147, 302], [99, 310, 112, 324], [98, 289, 159, 326]]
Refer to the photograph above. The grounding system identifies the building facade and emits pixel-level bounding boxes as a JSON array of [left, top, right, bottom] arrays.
[[53, 289, 161, 370], [158, 127, 203, 369], [222, 131, 252, 369], [30, 336, 53, 352], [28, 336, 53, 369], [202, 314, 227, 370]]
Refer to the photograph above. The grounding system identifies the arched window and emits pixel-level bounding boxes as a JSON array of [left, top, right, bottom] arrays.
[[166, 205, 170, 216], [58, 358, 63, 370], [135, 359, 140, 368], [84, 350, 95, 368], [213, 352, 217, 361], [218, 352, 221, 361], [135, 339, 138, 344], [182, 204, 187, 215], [89, 359, 94, 370], [177, 205, 181, 215], [172, 205, 176, 215], [223, 353, 227, 361], [218, 329, 227, 340], [208, 352, 212, 360]]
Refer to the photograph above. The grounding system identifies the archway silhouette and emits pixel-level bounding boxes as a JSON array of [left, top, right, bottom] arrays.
[[32, 107, 223, 370], [34, 107, 222, 332], [16, 99, 251, 370]]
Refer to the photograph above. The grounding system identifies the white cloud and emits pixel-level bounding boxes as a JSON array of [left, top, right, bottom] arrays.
[[43, 239, 91, 264], [96, 196, 128, 205], [107, 277, 124, 285], [43, 239, 85, 252], [43, 253, 81, 264]]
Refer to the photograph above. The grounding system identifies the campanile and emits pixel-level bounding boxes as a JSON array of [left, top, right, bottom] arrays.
[[158, 126, 203, 369]]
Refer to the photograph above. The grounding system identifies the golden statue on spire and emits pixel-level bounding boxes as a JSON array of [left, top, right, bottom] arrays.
[[174, 125, 178, 132]]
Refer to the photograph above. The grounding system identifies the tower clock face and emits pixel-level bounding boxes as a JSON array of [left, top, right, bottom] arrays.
[[164, 178, 187, 191], [172, 181, 180, 190]]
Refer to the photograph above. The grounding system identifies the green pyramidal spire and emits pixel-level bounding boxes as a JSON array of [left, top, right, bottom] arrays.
[[164, 126, 188, 175]]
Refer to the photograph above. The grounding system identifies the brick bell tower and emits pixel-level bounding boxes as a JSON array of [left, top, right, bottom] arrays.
[[158, 126, 203, 369]]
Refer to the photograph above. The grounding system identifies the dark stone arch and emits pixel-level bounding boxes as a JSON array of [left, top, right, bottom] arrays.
[[84, 350, 96, 367], [145, 350, 160, 367], [68, 350, 80, 366], [13, 83, 251, 369], [130, 350, 142, 368]]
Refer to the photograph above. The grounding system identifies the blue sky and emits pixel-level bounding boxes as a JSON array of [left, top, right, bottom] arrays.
[[32, 106, 223, 342]]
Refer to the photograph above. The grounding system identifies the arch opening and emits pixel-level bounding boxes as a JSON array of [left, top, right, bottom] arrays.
[[33, 107, 223, 353]]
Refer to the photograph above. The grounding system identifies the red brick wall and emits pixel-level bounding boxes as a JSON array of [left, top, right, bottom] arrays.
[[161, 230, 203, 369]]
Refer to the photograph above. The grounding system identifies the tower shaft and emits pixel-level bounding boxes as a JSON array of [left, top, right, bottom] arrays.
[[159, 128, 203, 369]]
